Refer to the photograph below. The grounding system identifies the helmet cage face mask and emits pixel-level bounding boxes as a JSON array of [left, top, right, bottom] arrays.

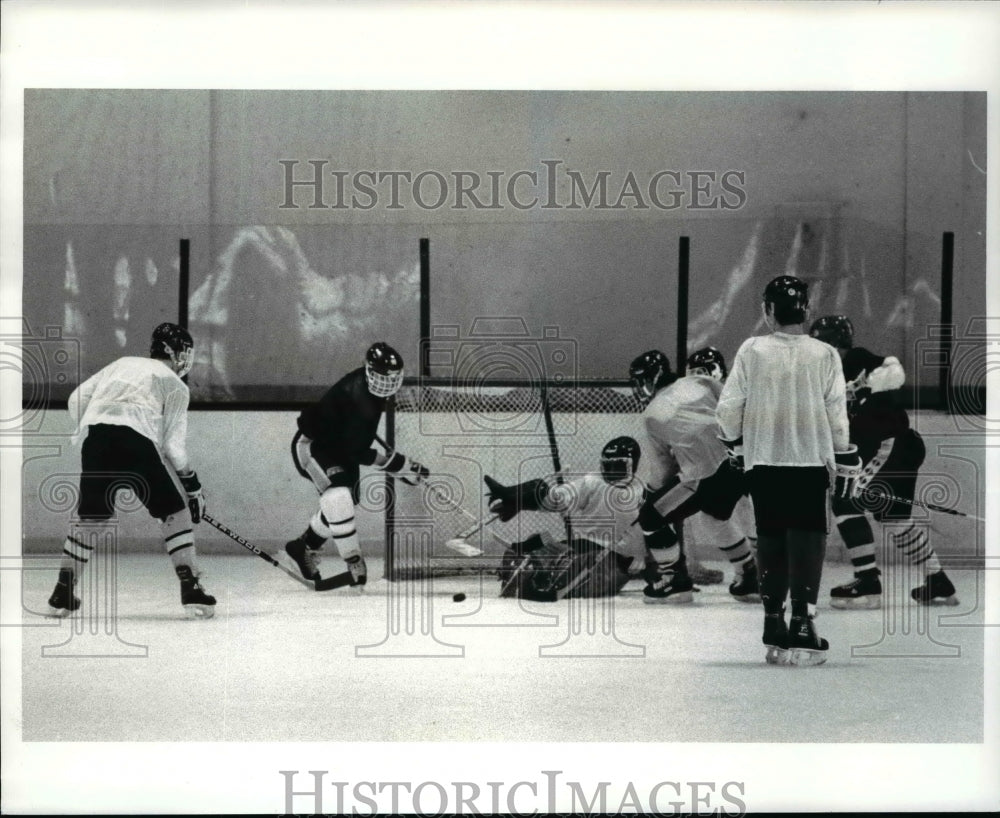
[[600, 455, 634, 486], [365, 363, 403, 398], [629, 351, 670, 403]]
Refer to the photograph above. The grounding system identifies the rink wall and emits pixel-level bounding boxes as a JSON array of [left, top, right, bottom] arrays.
[[21, 409, 986, 562]]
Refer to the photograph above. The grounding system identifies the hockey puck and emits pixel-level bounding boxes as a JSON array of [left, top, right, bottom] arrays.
[[452, 593, 466, 603]]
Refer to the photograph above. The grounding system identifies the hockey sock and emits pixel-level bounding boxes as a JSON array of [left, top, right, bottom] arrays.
[[891, 523, 939, 575], [787, 528, 826, 618], [755, 533, 789, 615], [718, 537, 754, 573], [161, 512, 197, 571], [60, 522, 101, 572], [834, 512, 877, 573], [643, 525, 681, 574], [316, 486, 361, 561]]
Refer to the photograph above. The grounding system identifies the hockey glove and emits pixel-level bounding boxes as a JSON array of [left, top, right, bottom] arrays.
[[399, 458, 430, 487], [177, 469, 206, 524], [845, 373, 872, 416], [834, 445, 863, 499], [374, 449, 430, 485], [484, 475, 549, 522], [718, 435, 745, 473]]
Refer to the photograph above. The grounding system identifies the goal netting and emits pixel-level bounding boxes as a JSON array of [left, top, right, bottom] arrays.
[[383, 380, 645, 579]]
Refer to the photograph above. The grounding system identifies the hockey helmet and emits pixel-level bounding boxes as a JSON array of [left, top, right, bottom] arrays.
[[686, 346, 727, 381], [809, 315, 854, 350], [150, 322, 194, 378], [365, 342, 404, 397], [600, 436, 641, 486], [628, 349, 675, 403], [763, 275, 810, 321]]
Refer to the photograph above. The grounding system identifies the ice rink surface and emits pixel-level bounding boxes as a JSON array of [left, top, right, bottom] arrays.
[[19, 554, 985, 744]]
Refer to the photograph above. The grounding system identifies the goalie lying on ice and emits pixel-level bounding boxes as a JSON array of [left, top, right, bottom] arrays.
[[486, 436, 645, 601]]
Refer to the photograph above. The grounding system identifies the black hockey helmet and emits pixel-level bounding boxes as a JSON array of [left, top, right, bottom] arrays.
[[763, 275, 810, 325], [628, 349, 675, 403], [686, 346, 727, 381], [365, 342, 404, 397], [600, 436, 641, 486], [150, 322, 194, 378], [809, 315, 854, 350]]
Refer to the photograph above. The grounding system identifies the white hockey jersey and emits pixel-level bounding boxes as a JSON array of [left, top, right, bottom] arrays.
[[545, 473, 645, 560], [68, 356, 192, 472], [636, 375, 728, 489], [717, 332, 850, 470]]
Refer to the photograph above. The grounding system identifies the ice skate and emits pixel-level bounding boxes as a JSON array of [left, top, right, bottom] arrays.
[[729, 561, 761, 603], [787, 614, 829, 667], [910, 570, 959, 606], [762, 611, 789, 665], [643, 568, 695, 604], [346, 554, 367, 589], [830, 568, 882, 610], [177, 565, 216, 619], [284, 537, 321, 581], [46, 569, 81, 618]]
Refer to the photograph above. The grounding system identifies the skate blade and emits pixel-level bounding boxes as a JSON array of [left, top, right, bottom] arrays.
[[915, 595, 960, 607], [183, 604, 216, 619], [788, 647, 828, 667], [45, 605, 75, 618], [764, 646, 790, 666], [642, 590, 695, 604], [830, 595, 881, 610]]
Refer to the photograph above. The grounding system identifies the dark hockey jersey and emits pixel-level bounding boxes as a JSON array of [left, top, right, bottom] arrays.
[[297, 367, 386, 466], [842, 346, 909, 457]]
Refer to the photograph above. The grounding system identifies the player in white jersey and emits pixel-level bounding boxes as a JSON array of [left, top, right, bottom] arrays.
[[45, 323, 215, 619], [483, 437, 645, 600], [629, 349, 759, 604], [717, 276, 861, 666]]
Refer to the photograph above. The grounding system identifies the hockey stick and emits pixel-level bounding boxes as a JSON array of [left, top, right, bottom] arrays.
[[203, 513, 314, 588], [858, 488, 985, 523], [442, 513, 499, 557], [204, 513, 354, 592]]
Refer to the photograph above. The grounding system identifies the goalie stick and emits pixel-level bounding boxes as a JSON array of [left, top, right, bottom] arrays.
[[203, 513, 352, 592]]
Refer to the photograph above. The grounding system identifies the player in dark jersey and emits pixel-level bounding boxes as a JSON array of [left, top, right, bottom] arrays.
[[283, 343, 428, 587], [809, 315, 958, 607]]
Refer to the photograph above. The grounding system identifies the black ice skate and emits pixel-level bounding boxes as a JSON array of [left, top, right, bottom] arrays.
[[729, 561, 761, 603], [346, 554, 367, 589], [643, 568, 696, 604], [787, 614, 829, 667], [830, 568, 882, 610], [176, 565, 216, 619], [762, 610, 789, 665], [46, 568, 81, 618], [284, 537, 321, 581], [910, 570, 959, 606]]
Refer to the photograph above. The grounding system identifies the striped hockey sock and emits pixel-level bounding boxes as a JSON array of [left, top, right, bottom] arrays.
[[891, 524, 940, 576], [718, 537, 754, 573]]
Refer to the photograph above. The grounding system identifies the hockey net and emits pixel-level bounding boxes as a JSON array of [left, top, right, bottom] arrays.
[[383, 380, 645, 579]]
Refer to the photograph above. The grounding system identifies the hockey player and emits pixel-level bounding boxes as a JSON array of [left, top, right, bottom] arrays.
[[628, 349, 759, 604], [718, 276, 860, 666], [46, 323, 215, 619], [284, 342, 428, 587], [483, 436, 646, 600], [809, 315, 958, 607]]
